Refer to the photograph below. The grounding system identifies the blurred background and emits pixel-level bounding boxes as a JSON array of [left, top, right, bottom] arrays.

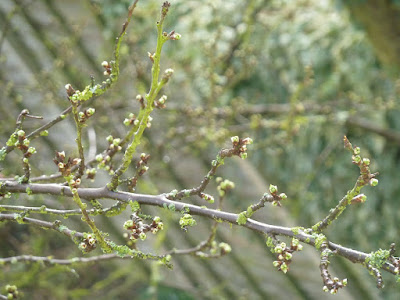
[[1, 0, 400, 299]]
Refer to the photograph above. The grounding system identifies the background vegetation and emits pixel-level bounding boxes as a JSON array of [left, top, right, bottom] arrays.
[[1, 0, 400, 299]]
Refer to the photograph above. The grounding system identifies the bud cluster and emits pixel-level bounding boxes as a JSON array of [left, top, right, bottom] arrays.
[[267, 184, 287, 207], [123, 213, 163, 242], [123, 113, 137, 127], [154, 95, 167, 109], [161, 68, 174, 84], [106, 135, 122, 152], [319, 242, 348, 294], [322, 277, 348, 295], [216, 177, 235, 197], [267, 237, 303, 274], [5, 284, 19, 299], [85, 168, 97, 180], [179, 213, 196, 230], [78, 108, 96, 123], [345, 136, 378, 188], [53, 151, 81, 177], [7, 130, 36, 161], [128, 153, 151, 191], [95, 136, 123, 174], [136, 95, 145, 109], [78, 234, 97, 253], [230, 136, 253, 159], [65, 84, 97, 103], [209, 241, 232, 256], [163, 30, 181, 41], [101, 60, 112, 76]]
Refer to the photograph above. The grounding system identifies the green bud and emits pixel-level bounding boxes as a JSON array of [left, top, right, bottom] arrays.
[[139, 232, 147, 240], [27, 147, 36, 154], [179, 213, 197, 228], [219, 242, 232, 254], [113, 138, 121, 146], [242, 137, 253, 145], [269, 184, 278, 194], [231, 136, 239, 143], [87, 108, 95, 116], [280, 262, 288, 273], [123, 118, 131, 126], [6, 285, 17, 293], [163, 68, 174, 77], [159, 95, 167, 104], [370, 178, 378, 186], [79, 242, 87, 251], [279, 193, 287, 200], [172, 33, 181, 40]]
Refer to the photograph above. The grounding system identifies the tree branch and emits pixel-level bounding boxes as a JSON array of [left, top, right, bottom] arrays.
[[0, 180, 397, 275]]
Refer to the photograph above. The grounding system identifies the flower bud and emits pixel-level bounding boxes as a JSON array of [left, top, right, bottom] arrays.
[[123, 118, 131, 126], [269, 184, 278, 194], [242, 137, 253, 145], [370, 178, 378, 186], [28, 147, 36, 154], [231, 136, 239, 143], [86, 108, 95, 116]]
